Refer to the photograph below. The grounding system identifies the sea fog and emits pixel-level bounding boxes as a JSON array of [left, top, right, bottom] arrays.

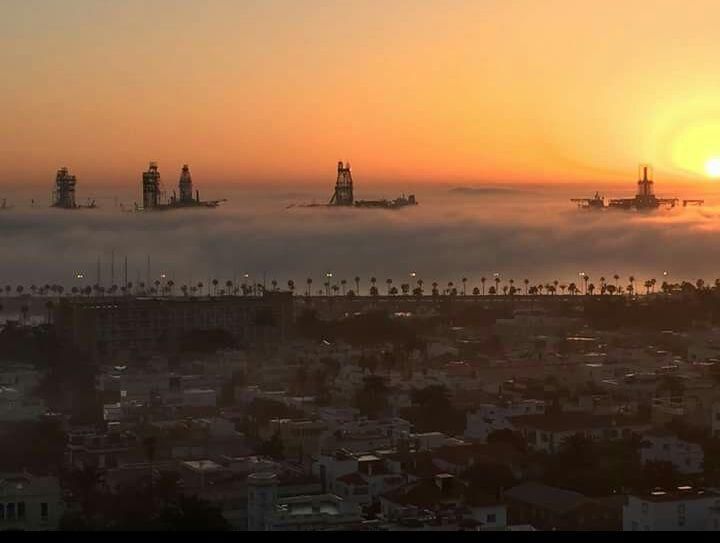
[[2, 180, 720, 290]]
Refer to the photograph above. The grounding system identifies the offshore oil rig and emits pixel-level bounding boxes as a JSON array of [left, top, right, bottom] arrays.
[[571, 165, 704, 211], [139, 162, 225, 211], [327, 161, 417, 209], [51, 167, 97, 209]]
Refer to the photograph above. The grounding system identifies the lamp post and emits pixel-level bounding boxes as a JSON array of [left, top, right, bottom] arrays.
[[325, 272, 333, 297]]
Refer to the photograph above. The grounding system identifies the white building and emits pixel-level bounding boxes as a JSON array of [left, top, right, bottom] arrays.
[[640, 430, 704, 474], [0, 386, 46, 422], [623, 487, 720, 531], [247, 472, 361, 531], [465, 400, 545, 442], [0, 473, 63, 531]]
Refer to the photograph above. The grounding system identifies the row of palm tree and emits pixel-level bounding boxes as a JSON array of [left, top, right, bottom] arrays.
[[0, 274, 714, 298]]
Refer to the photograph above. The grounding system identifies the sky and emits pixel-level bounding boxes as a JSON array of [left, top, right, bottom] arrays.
[[4, 0, 720, 187]]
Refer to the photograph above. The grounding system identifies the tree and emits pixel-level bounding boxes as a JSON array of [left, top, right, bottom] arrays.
[[355, 375, 389, 418]]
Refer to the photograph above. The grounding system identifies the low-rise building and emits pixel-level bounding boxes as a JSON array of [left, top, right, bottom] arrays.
[[0, 473, 63, 531], [623, 486, 720, 531], [640, 430, 704, 474]]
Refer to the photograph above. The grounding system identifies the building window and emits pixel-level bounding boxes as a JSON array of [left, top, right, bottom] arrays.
[[641, 502, 648, 515], [41, 502, 48, 520], [6, 503, 15, 520], [17, 502, 25, 520], [0, 503, 4, 521], [487, 513, 497, 523]]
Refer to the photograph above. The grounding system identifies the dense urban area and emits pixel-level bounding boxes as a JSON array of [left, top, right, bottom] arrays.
[[3, 277, 720, 531]]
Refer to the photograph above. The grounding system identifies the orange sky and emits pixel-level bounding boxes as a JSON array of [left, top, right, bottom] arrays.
[[3, 0, 720, 186]]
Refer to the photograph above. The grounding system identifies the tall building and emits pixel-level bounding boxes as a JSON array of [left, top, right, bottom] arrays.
[[54, 292, 294, 363]]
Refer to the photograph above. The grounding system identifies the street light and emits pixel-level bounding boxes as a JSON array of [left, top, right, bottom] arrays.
[[325, 272, 333, 296]]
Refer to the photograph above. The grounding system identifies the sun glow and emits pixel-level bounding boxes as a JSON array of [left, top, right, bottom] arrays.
[[706, 158, 720, 178]]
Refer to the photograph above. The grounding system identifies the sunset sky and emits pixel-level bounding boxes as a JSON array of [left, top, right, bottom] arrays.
[[3, 0, 720, 186]]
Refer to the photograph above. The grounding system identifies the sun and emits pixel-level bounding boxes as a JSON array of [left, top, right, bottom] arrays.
[[706, 158, 720, 178]]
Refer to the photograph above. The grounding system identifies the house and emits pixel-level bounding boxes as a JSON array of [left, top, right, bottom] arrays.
[[623, 486, 720, 531], [505, 482, 622, 531], [379, 474, 507, 530], [465, 399, 546, 442], [0, 473, 64, 531], [640, 430, 704, 474], [247, 472, 361, 531], [511, 413, 651, 453]]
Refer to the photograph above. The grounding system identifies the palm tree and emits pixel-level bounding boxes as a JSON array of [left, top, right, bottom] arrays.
[[488, 285, 497, 295], [271, 279, 278, 292], [332, 284, 340, 296], [287, 280, 295, 295], [45, 300, 54, 324], [181, 284, 188, 297], [354, 276, 360, 295], [461, 277, 467, 296], [340, 279, 347, 295], [386, 278, 393, 295], [480, 276, 487, 295], [568, 282, 578, 295], [16, 285, 23, 296], [226, 280, 233, 295], [644, 280, 653, 295], [447, 281, 454, 295], [20, 304, 29, 325], [494, 275, 501, 291], [588, 283, 595, 296], [472, 286, 480, 296], [212, 279, 219, 295], [431, 282, 439, 296], [417, 279, 424, 295], [197, 282, 204, 296], [628, 275, 635, 293], [613, 274, 620, 288], [306, 278, 313, 296], [523, 278, 529, 295]]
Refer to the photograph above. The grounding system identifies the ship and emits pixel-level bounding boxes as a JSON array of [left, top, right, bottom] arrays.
[[326, 161, 418, 209], [138, 162, 226, 211], [571, 165, 704, 211]]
